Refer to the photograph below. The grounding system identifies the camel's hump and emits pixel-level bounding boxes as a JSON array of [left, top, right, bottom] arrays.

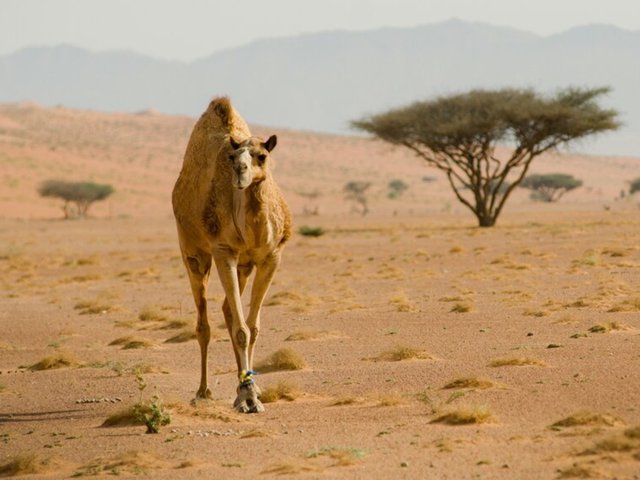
[[207, 96, 233, 129]]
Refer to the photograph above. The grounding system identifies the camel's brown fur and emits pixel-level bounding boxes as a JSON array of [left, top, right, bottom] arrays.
[[172, 97, 291, 413]]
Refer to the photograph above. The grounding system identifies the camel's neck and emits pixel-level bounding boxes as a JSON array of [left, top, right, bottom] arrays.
[[230, 179, 270, 245], [231, 188, 247, 244]]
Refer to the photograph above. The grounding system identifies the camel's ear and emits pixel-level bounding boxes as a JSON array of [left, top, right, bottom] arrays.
[[263, 135, 277, 152], [229, 137, 241, 150]]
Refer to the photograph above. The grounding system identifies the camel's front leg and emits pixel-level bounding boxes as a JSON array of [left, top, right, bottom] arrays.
[[212, 247, 261, 413], [247, 251, 281, 370]]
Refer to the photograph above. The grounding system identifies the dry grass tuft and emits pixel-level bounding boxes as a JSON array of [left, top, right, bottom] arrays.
[[261, 462, 321, 475], [550, 411, 626, 429], [73, 451, 168, 476], [488, 357, 545, 367], [74, 300, 114, 315], [305, 446, 367, 466], [557, 463, 604, 478], [29, 352, 79, 371], [431, 405, 494, 425], [330, 396, 365, 406], [581, 434, 639, 455], [108, 336, 154, 349], [255, 348, 306, 372], [389, 290, 418, 312], [607, 297, 640, 312], [588, 322, 627, 334], [285, 330, 341, 341], [101, 405, 147, 427], [443, 376, 497, 390], [450, 302, 472, 313], [369, 345, 432, 362], [240, 428, 274, 439], [373, 393, 405, 407], [138, 306, 168, 322], [625, 426, 640, 439], [0, 454, 53, 476], [164, 329, 196, 343], [260, 380, 300, 403]]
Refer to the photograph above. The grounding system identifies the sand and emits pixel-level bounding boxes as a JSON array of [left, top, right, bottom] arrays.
[[1, 104, 639, 479]]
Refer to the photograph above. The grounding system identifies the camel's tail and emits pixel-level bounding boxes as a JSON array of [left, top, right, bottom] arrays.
[[208, 96, 233, 129]]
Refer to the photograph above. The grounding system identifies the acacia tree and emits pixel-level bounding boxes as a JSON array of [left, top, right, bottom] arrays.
[[520, 173, 583, 202], [38, 180, 114, 218], [352, 87, 619, 227]]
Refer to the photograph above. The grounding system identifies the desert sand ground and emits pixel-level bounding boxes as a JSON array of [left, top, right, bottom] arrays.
[[1, 104, 639, 479]]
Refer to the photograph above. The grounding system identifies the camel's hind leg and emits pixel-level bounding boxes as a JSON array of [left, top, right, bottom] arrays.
[[181, 247, 213, 401]]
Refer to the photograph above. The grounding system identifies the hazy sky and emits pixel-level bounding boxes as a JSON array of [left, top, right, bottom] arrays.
[[2, 0, 639, 61]]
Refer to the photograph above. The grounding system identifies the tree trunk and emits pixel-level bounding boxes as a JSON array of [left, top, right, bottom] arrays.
[[476, 213, 496, 227]]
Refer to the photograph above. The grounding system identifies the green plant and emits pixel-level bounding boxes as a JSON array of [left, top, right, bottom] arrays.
[[298, 225, 325, 237], [388, 179, 409, 199], [132, 371, 170, 434]]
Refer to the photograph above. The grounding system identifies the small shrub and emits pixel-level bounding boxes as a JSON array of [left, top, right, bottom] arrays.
[[371, 345, 431, 362], [255, 348, 306, 372], [443, 376, 496, 390], [629, 177, 640, 195], [135, 396, 171, 434], [431, 405, 493, 425], [260, 380, 300, 403], [550, 411, 625, 429], [38, 179, 114, 219], [298, 225, 325, 237], [29, 353, 79, 371], [388, 179, 409, 199]]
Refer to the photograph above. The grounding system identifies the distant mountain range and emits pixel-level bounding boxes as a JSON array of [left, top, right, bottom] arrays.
[[1, 19, 639, 156]]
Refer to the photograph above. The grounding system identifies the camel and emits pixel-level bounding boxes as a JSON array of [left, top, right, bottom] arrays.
[[172, 97, 291, 413]]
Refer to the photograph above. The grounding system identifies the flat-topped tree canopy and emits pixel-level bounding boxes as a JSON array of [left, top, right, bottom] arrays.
[[352, 87, 620, 227]]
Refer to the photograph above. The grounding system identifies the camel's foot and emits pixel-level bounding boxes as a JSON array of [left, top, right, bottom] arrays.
[[234, 383, 264, 414], [191, 386, 213, 406]]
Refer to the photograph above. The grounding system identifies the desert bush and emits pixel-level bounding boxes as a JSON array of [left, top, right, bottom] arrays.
[[630, 177, 640, 195], [298, 225, 325, 237], [520, 173, 583, 202], [387, 179, 409, 199], [38, 180, 114, 219]]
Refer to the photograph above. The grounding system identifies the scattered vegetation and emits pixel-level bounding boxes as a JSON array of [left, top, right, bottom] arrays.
[[255, 348, 306, 372], [520, 173, 583, 202], [431, 405, 494, 425], [260, 380, 300, 403], [38, 179, 114, 219], [353, 87, 619, 227], [74, 300, 114, 315], [629, 177, 640, 195]]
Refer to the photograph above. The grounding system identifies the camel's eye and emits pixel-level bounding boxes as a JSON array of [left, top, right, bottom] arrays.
[[228, 154, 234, 161], [257, 154, 266, 164]]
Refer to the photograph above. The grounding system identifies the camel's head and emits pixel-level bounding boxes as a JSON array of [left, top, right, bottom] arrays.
[[227, 135, 277, 190]]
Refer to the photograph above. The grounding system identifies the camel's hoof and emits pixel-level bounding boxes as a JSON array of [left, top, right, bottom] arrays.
[[191, 387, 213, 406], [234, 383, 264, 414]]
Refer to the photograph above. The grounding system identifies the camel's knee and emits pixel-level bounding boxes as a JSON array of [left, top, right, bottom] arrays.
[[196, 320, 211, 343], [234, 326, 250, 349], [250, 327, 260, 345]]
